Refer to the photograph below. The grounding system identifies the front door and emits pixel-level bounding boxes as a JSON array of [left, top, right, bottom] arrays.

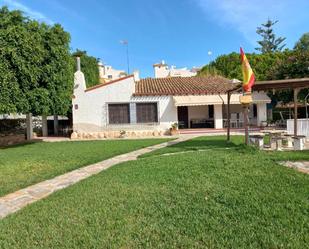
[[177, 106, 188, 129]]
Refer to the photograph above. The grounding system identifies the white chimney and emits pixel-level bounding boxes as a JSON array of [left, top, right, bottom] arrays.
[[76, 57, 81, 71], [133, 70, 140, 81]]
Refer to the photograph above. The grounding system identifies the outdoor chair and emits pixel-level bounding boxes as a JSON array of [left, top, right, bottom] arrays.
[[231, 113, 238, 128]]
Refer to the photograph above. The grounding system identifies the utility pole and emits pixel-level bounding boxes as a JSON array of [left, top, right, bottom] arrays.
[[120, 40, 130, 74]]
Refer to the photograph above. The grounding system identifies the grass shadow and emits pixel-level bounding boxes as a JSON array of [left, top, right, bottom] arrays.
[[169, 139, 241, 151], [0, 140, 42, 150]]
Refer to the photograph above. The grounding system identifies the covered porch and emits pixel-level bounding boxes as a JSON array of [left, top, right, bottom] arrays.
[[173, 93, 269, 129]]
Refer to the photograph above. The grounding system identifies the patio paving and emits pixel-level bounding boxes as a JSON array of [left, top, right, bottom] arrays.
[[279, 161, 309, 174], [0, 135, 197, 219]]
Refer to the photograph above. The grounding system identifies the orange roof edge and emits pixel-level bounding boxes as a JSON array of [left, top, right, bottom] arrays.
[[85, 75, 134, 92]]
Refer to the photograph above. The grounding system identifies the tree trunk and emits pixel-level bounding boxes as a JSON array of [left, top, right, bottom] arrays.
[[26, 113, 33, 140], [42, 115, 48, 137]]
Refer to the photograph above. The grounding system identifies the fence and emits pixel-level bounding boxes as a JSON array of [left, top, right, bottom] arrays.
[[287, 119, 309, 137]]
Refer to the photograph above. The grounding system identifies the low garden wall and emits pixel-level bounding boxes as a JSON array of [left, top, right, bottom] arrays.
[[0, 134, 25, 147], [70, 130, 170, 140]]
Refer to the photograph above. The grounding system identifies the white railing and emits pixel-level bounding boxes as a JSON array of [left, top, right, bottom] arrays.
[[287, 119, 309, 137]]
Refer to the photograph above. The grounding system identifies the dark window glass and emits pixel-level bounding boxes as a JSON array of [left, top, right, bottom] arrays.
[[108, 104, 130, 124], [253, 104, 257, 117], [136, 103, 158, 123], [208, 105, 214, 118]]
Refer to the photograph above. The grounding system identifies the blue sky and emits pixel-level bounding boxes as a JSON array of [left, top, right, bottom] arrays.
[[1, 0, 309, 78]]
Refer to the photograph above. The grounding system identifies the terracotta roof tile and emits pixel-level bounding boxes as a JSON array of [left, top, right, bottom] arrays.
[[134, 76, 237, 96]]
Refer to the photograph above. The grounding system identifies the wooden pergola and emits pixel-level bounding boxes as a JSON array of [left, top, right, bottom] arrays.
[[226, 78, 309, 141]]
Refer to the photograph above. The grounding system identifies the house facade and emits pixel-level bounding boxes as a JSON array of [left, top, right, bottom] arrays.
[[153, 60, 199, 78], [72, 64, 271, 138], [98, 62, 127, 83]]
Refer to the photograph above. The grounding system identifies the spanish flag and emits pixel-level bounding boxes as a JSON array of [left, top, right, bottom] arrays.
[[240, 47, 255, 92]]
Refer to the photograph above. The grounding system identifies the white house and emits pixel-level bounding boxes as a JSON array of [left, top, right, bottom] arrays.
[[153, 60, 199, 78], [98, 61, 127, 83], [72, 59, 271, 138]]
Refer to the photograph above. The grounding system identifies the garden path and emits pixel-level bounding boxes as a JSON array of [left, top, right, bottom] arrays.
[[0, 135, 198, 219]]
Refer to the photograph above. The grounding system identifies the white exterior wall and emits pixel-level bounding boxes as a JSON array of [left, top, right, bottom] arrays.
[[214, 104, 223, 129], [131, 96, 178, 130], [154, 65, 170, 78], [73, 71, 271, 133], [154, 63, 197, 78], [287, 119, 309, 138], [98, 64, 126, 82], [73, 73, 178, 132], [256, 103, 267, 126], [73, 75, 135, 132]]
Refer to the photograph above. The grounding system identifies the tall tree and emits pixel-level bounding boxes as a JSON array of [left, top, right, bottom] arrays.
[[72, 50, 100, 88], [0, 6, 73, 116], [294, 32, 309, 52], [0, 7, 46, 115], [41, 24, 73, 116], [198, 52, 286, 81], [256, 19, 286, 53], [268, 50, 309, 103]]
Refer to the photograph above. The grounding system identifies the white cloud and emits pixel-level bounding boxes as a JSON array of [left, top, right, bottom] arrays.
[[195, 0, 289, 45], [2, 0, 54, 24]]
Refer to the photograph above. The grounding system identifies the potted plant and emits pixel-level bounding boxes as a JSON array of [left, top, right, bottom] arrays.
[[169, 122, 179, 136], [260, 120, 268, 127], [119, 130, 127, 138]]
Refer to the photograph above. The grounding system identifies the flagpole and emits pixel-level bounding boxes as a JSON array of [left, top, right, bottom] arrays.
[[243, 102, 249, 145], [240, 47, 254, 146]]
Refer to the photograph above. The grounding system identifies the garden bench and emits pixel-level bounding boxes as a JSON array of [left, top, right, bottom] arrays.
[[292, 135, 306, 150], [249, 134, 264, 149], [283, 134, 294, 148]]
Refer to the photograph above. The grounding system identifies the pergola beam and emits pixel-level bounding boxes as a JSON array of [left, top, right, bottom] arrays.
[[225, 78, 309, 142]]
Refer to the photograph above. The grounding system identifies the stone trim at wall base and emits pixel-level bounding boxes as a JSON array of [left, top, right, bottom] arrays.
[[71, 129, 171, 140]]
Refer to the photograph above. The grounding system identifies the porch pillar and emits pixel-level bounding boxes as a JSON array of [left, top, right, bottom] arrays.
[[42, 115, 48, 137], [53, 114, 59, 136], [256, 103, 267, 127], [214, 104, 223, 129]]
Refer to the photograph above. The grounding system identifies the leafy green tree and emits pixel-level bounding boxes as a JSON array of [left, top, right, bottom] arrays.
[[41, 24, 74, 115], [0, 6, 73, 116], [294, 32, 309, 52], [72, 50, 100, 88], [199, 53, 241, 79], [268, 50, 309, 103], [0, 62, 22, 113], [198, 52, 286, 81], [256, 19, 286, 53]]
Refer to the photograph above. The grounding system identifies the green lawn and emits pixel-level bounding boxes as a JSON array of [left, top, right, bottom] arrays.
[[0, 136, 308, 248], [0, 139, 169, 197]]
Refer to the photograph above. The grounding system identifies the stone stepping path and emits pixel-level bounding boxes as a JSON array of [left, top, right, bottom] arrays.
[[279, 161, 309, 174], [0, 136, 197, 219]]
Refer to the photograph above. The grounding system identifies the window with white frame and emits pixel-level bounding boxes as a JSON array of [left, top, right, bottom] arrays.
[[136, 103, 158, 123], [108, 104, 130, 124]]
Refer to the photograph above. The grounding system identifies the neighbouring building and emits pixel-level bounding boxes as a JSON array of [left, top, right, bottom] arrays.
[[153, 60, 199, 78], [72, 58, 271, 138], [98, 61, 127, 83]]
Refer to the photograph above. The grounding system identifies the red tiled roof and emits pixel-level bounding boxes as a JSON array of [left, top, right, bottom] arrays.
[[134, 76, 237, 96]]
